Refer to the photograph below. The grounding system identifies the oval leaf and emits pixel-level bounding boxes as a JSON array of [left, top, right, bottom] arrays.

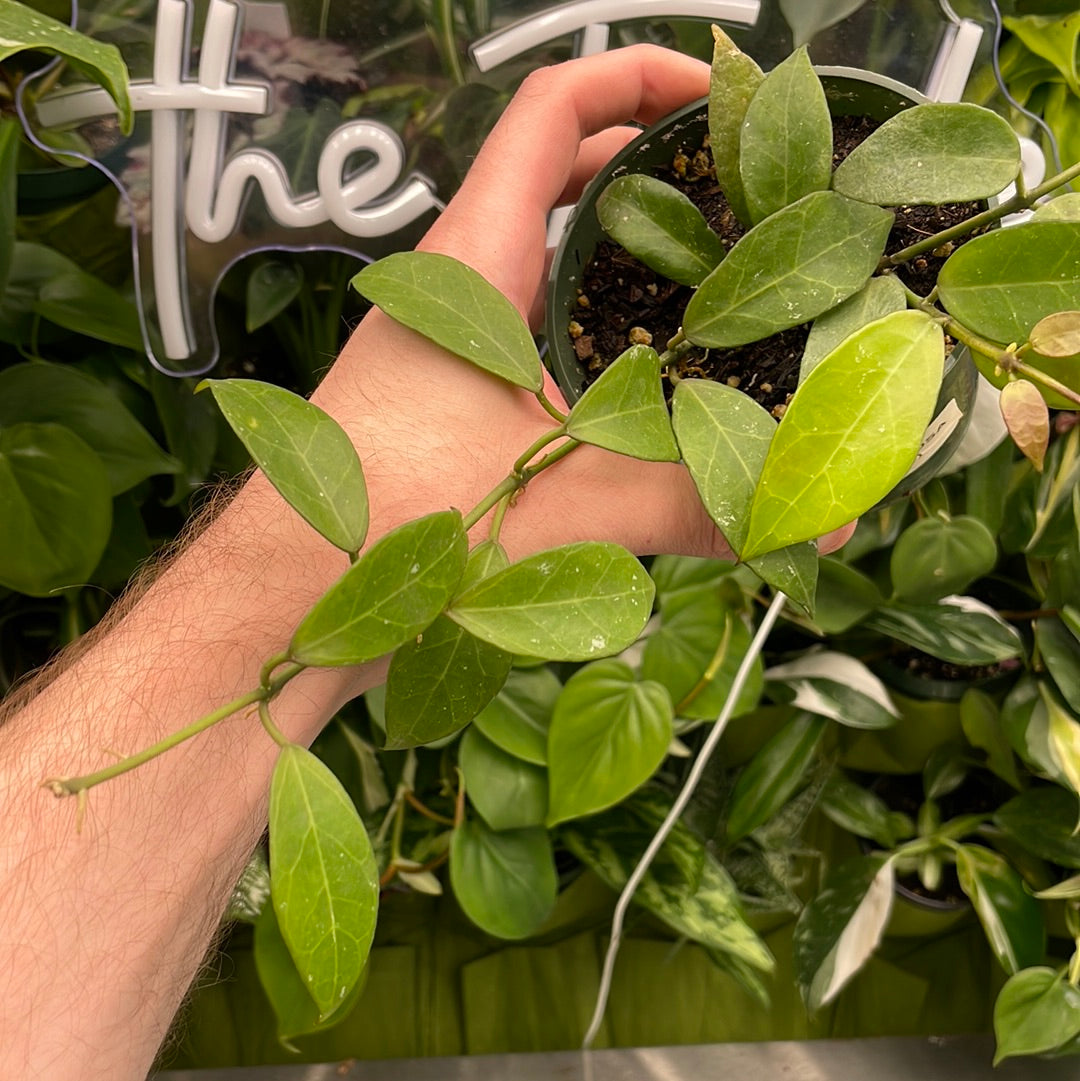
[[472, 666, 561, 766], [890, 514, 999, 604], [993, 968, 1080, 1064], [269, 744, 378, 1017], [352, 252, 543, 391], [1030, 310, 1080, 357], [460, 726, 547, 830], [290, 511, 467, 666], [1000, 380, 1050, 472], [780, 0, 867, 46]]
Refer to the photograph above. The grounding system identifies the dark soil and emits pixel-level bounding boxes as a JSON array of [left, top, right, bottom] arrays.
[[567, 114, 990, 410]]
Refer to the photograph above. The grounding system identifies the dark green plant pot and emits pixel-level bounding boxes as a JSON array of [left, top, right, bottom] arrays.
[[545, 68, 978, 504]]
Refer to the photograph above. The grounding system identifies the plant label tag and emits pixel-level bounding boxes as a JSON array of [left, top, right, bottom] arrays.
[[904, 398, 963, 478]]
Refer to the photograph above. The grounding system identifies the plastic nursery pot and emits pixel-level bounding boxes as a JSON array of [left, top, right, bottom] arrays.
[[545, 68, 978, 505]]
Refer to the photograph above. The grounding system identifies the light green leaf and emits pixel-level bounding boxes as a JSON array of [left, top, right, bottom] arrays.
[[269, 745, 378, 1017], [460, 539, 509, 590], [740, 47, 832, 223], [450, 820, 556, 939], [890, 515, 998, 604], [352, 252, 543, 391], [780, 0, 867, 46], [1005, 11, 1080, 96], [743, 311, 944, 557], [994, 967, 1080, 1064], [447, 543, 654, 662], [546, 659, 673, 826], [765, 651, 898, 729], [833, 104, 1020, 205], [472, 666, 561, 765], [1033, 193, 1080, 222], [566, 345, 679, 461], [460, 726, 547, 830], [960, 689, 1022, 791], [684, 191, 893, 348], [1043, 681, 1080, 802], [246, 260, 303, 332], [0, 422, 111, 596], [938, 222, 1080, 346], [290, 511, 467, 666], [596, 176, 725, 286]]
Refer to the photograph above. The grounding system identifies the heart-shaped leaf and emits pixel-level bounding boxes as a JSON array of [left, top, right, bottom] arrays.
[[890, 514, 998, 603], [993, 968, 1080, 1064], [472, 666, 561, 765], [459, 727, 547, 830]]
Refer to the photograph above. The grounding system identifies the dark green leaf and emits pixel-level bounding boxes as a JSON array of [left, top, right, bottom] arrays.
[[995, 786, 1080, 869], [246, 260, 303, 332], [472, 666, 561, 765], [290, 511, 467, 666], [890, 515, 998, 604], [813, 557, 885, 634], [269, 745, 378, 1017], [460, 726, 547, 830], [353, 252, 543, 391], [1037, 617, 1080, 714], [993, 968, 1080, 1064], [0, 120, 18, 295]]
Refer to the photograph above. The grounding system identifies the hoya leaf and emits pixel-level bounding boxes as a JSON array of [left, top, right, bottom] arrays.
[[566, 344, 679, 461], [747, 543, 819, 618], [546, 659, 673, 826], [1000, 380, 1050, 472], [383, 615, 512, 749], [938, 222, 1080, 346], [866, 597, 1024, 665], [246, 260, 303, 332], [447, 543, 654, 661], [743, 311, 944, 557], [993, 968, 1080, 1064], [765, 652, 898, 730], [833, 104, 1020, 205], [1033, 193, 1080, 222], [890, 514, 998, 604], [352, 252, 543, 391], [459, 727, 547, 831], [269, 745, 378, 1017], [459, 539, 509, 590], [201, 379, 367, 553], [740, 47, 832, 224], [290, 511, 467, 666], [780, 0, 868, 47], [596, 176, 725, 287], [472, 666, 561, 766], [1030, 311, 1080, 357], [684, 191, 893, 348], [449, 820, 556, 939], [708, 25, 763, 225]]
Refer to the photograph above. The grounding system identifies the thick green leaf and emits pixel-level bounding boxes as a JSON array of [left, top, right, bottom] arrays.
[[995, 786, 1080, 869], [0, 120, 17, 295], [383, 615, 512, 749], [596, 176, 724, 287], [1033, 193, 1080, 222], [202, 379, 367, 553], [708, 25, 763, 225], [743, 311, 944, 557], [449, 820, 556, 939], [472, 666, 561, 765], [290, 511, 467, 666], [747, 544, 819, 617], [566, 345, 679, 461], [352, 252, 543, 391], [994, 968, 1080, 1064], [866, 597, 1024, 665], [740, 47, 832, 224], [546, 659, 673, 826], [938, 222, 1080, 346], [890, 515, 998, 604], [780, 0, 867, 46], [269, 745, 378, 1017], [447, 543, 654, 661], [1037, 618, 1080, 714], [793, 853, 896, 1010], [956, 843, 1045, 975], [833, 104, 1020, 205], [765, 651, 898, 729], [684, 191, 893, 348], [0, 0, 132, 131], [246, 260, 303, 332], [0, 422, 111, 596], [460, 726, 547, 830]]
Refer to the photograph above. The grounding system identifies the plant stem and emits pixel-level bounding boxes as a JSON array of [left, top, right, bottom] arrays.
[[675, 614, 734, 715], [404, 790, 455, 826], [536, 388, 568, 423], [487, 492, 512, 545], [258, 701, 291, 748], [513, 426, 568, 474]]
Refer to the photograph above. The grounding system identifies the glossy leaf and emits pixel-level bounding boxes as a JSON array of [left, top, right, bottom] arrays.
[[472, 666, 561, 765], [460, 727, 547, 830], [890, 514, 998, 604], [780, 0, 867, 46], [993, 968, 1080, 1064], [290, 511, 467, 666], [0, 423, 111, 596], [353, 252, 543, 391], [743, 311, 944, 557], [740, 47, 832, 223], [269, 745, 378, 1017], [833, 103, 1020, 205], [748, 544, 819, 618], [449, 820, 556, 939], [1000, 380, 1050, 472], [794, 854, 896, 1010], [955, 843, 1045, 975], [708, 24, 763, 225], [0, 120, 17, 295], [1043, 682, 1080, 801], [938, 222, 1080, 346], [566, 344, 679, 461], [202, 379, 368, 552], [596, 176, 724, 286], [995, 786, 1080, 869], [447, 543, 654, 661], [1037, 617, 1080, 714], [246, 260, 303, 332], [1001, 678, 1066, 784], [765, 652, 898, 730], [546, 659, 673, 826], [866, 597, 1024, 665], [1030, 311, 1080, 357], [684, 191, 894, 348]]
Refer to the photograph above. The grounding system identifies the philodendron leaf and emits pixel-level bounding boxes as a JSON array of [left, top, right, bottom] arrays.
[[937, 222, 1080, 347], [459, 726, 547, 830], [684, 191, 893, 348], [290, 511, 467, 666], [352, 252, 543, 391], [890, 514, 998, 604], [449, 820, 556, 939], [708, 25, 763, 225], [743, 311, 944, 557], [566, 344, 679, 461], [832, 103, 1020, 205], [1043, 682, 1080, 803], [447, 543, 654, 661], [794, 853, 896, 1011], [596, 176, 725, 287], [955, 843, 1045, 975], [1000, 380, 1050, 472], [993, 968, 1080, 1064], [472, 666, 561, 765], [740, 47, 832, 224], [269, 744, 378, 1018], [201, 379, 368, 553], [1038, 617, 1080, 715], [1030, 311, 1080, 357], [765, 651, 898, 730], [995, 786, 1080, 870], [546, 659, 673, 826], [1005, 10, 1080, 96], [780, 0, 867, 47]]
